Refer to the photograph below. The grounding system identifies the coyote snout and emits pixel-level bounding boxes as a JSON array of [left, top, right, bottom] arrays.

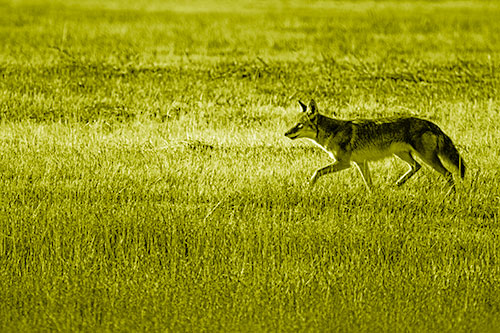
[[285, 99, 465, 192], [284, 121, 315, 140]]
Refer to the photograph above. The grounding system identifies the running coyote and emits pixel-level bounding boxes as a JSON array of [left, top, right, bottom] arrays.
[[285, 99, 465, 191]]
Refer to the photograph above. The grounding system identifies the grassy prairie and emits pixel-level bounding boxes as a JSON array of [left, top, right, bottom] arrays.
[[1, 0, 500, 331]]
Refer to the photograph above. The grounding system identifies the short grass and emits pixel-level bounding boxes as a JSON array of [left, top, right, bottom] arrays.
[[1, 0, 500, 331]]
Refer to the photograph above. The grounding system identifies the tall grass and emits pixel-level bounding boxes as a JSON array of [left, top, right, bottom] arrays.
[[1, 0, 500, 331]]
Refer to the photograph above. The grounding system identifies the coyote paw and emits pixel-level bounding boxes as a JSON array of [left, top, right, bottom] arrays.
[[309, 173, 319, 187]]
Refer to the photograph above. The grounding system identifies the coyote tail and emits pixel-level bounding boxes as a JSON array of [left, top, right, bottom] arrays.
[[438, 133, 466, 179]]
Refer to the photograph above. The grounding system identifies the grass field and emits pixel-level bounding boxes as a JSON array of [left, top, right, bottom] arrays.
[[1, 0, 500, 331]]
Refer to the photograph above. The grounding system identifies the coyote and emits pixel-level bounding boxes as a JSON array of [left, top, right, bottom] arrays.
[[285, 99, 465, 191]]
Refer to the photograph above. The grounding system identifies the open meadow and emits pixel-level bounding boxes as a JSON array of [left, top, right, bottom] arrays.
[[1, 0, 500, 331]]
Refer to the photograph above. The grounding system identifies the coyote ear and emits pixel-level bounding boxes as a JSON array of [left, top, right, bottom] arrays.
[[309, 99, 318, 114], [298, 100, 307, 112]]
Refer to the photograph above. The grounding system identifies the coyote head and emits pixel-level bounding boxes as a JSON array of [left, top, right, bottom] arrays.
[[284, 99, 319, 140]]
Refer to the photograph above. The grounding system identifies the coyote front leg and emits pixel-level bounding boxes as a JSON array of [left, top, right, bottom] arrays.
[[310, 160, 350, 186], [394, 152, 421, 186], [354, 161, 373, 192]]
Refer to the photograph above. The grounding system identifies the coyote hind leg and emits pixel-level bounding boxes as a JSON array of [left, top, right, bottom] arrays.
[[394, 151, 421, 186]]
